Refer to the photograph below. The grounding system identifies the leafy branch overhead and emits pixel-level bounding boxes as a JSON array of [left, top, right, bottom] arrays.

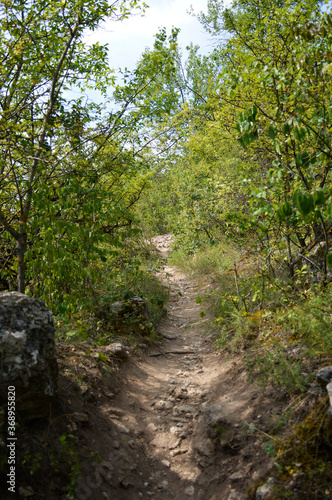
[[2, 0, 332, 314], [0, 0, 150, 302]]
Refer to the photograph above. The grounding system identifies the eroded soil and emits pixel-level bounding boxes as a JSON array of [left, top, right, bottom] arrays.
[[72, 235, 278, 500], [2, 235, 290, 500]]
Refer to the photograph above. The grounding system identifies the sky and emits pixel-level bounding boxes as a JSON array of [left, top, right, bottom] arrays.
[[86, 0, 213, 74]]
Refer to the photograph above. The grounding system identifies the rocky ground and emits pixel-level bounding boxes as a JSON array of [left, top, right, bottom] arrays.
[[3, 235, 292, 500], [71, 235, 280, 500]]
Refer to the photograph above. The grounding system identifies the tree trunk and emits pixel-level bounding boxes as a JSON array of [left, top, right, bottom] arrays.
[[16, 233, 27, 293]]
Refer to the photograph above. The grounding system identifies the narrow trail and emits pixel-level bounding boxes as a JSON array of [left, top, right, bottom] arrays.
[[75, 235, 273, 500]]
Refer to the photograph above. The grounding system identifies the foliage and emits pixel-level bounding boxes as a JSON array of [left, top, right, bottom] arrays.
[[0, 0, 152, 308], [54, 237, 168, 345], [50, 434, 81, 498], [277, 283, 332, 354], [271, 397, 332, 499], [217, 0, 332, 280], [142, 0, 332, 285]]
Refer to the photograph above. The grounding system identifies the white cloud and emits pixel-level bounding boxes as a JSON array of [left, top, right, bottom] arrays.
[[111, 0, 207, 35], [86, 0, 211, 71]]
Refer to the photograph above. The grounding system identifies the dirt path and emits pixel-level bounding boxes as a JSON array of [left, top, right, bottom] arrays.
[[74, 235, 274, 500]]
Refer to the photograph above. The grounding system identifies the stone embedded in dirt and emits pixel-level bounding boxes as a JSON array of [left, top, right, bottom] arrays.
[[169, 438, 181, 450], [108, 406, 125, 417], [154, 399, 174, 410], [170, 425, 185, 436], [18, 486, 34, 498], [72, 412, 89, 423], [326, 381, 332, 417], [316, 368, 332, 418], [198, 456, 211, 468], [228, 490, 242, 499], [256, 477, 275, 499], [316, 366, 332, 387], [197, 489, 207, 499], [229, 471, 245, 481], [170, 416, 189, 423], [147, 422, 158, 432], [158, 480, 169, 489], [203, 403, 232, 438], [116, 422, 130, 434], [104, 342, 129, 360], [204, 402, 226, 425], [170, 448, 188, 457], [174, 387, 190, 400], [0, 292, 58, 420], [185, 485, 195, 496], [120, 478, 134, 488], [174, 404, 196, 415], [195, 439, 214, 457]]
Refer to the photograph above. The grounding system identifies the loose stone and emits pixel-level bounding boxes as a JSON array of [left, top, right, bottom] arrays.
[[185, 485, 195, 496], [229, 472, 244, 482]]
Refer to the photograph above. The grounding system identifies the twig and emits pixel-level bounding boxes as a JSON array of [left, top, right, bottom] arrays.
[[139, 406, 150, 412], [167, 349, 195, 354], [234, 262, 248, 312], [149, 346, 169, 358], [149, 349, 195, 357], [242, 418, 278, 441]]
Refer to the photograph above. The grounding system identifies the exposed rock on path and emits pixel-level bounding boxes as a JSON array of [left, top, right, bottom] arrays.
[[74, 235, 274, 500], [0, 292, 58, 421]]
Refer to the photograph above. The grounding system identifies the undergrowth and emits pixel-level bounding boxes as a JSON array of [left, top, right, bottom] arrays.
[[170, 240, 332, 394], [55, 236, 168, 347], [171, 238, 332, 498], [266, 396, 332, 499]]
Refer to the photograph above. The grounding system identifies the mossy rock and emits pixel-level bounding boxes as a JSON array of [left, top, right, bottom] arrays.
[[108, 297, 154, 337]]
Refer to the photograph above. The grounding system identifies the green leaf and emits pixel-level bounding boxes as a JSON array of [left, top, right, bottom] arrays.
[[277, 201, 293, 220], [268, 124, 277, 140], [282, 123, 290, 135], [293, 193, 314, 216], [313, 189, 325, 206], [327, 252, 332, 269], [274, 140, 281, 154]]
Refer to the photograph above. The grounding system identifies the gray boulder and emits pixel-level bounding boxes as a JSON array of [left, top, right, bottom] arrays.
[[316, 366, 332, 387], [109, 296, 154, 337], [0, 292, 58, 420], [104, 342, 129, 360], [256, 478, 275, 499], [327, 382, 332, 418], [203, 402, 228, 438], [203, 402, 225, 427]]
